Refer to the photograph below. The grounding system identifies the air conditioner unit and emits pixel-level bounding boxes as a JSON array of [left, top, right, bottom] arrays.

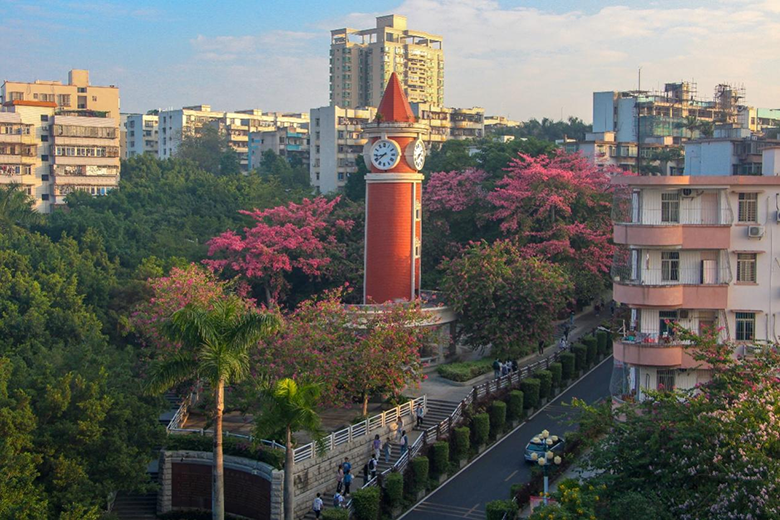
[[748, 225, 765, 238], [678, 310, 689, 319], [681, 188, 694, 198]]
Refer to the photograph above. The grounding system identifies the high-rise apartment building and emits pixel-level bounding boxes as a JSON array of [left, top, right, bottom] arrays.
[[247, 127, 309, 171], [125, 113, 159, 158], [1, 70, 120, 212], [611, 134, 780, 401], [158, 105, 308, 170], [410, 103, 484, 144], [330, 15, 444, 108]]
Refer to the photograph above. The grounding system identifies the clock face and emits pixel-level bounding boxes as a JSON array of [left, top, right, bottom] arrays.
[[412, 140, 426, 170], [370, 139, 401, 170]]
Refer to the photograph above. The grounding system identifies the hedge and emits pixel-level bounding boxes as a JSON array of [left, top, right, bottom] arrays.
[[472, 413, 490, 446], [158, 512, 244, 520], [384, 472, 404, 508], [322, 509, 350, 520], [486, 499, 518, 520], [164, 434, 284, 469], [549, 362, 562, 389], [536, 370, 553, 399], [410, 456, 429, 492], [507, 390, 524, 421], [452, 426, 470, 461], [352, 486, 380, 520], [431, 441, 450, 477], [596, 330, 608, 356], [571, 343, 587, 372], [489, 401, 507, 435], [436, 359, 493, 382], [510, 482, 525, 499], [560, 352, 575, 381], [519, 378, 540, 410], [582, 336, 597, 366]]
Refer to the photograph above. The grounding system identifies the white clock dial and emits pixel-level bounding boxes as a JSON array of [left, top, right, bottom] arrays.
[[412, 140, 426, 170], [370, 139, 401, 170]]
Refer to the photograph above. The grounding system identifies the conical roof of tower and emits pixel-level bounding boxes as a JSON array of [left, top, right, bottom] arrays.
[[377, 73, 416, 123]]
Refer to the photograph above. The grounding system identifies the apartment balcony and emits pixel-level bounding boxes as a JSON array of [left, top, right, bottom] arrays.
[[0, 175, 32, 184], [452, 120, 483, 129], [54, 156, 119, 167], [614, 340, 700, 368], [0, 134, 36, 145]]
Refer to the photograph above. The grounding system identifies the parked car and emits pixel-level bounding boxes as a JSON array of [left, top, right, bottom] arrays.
[[524, 432, 565, 463]]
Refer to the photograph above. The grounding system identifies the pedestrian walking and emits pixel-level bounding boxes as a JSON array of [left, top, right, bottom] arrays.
[[415, 403, 425, 428], [538, 339, 545, 356], [563, 324, 571, 342], [372, 434, 381, 460], [610, 300, 615, 316], [394, 417, 403, 441], [312, 493, 323, 518], [569, 310, 575, 327], [333, 492, 345, 508], [511, 359, 518, 372], [343, 471, 353, 496], [400, 430, 409, 456], [492, 358, 501, 378], [595, 300, 601, 315], [500, 361, 508, 377], [362, 463, 369, 486], [336, 463, 344, 493], [342, 457, 352, 477], [558, 336, 567, 352], [368, 455, 378, 479], [382, 437, 392, 463]]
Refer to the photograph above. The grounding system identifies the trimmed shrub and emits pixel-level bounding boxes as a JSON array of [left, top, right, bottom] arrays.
[[519, 378, 540, 410], [322, 509, 350, 520], [452, 426, 470, 461], [436, 359, 493, 382], [384, 472, 403, 508], [549, 362, 562, 389], [536, 370, 553, 399], [596, 330, 608, 356], [510, 482, 524, 499], [410, 456, 429, 492], [560, 352, 575, 381], [472, 413, 490, 446], [607, 332, 614, 353], [431, 441, 450, 476], [583, 336, 597, 365], [352, 486, 380, 520], [571, 343, 587, 372], [507, 390, 524, 421], [486, 499, 518, 520], [489, 400, 507, 435]]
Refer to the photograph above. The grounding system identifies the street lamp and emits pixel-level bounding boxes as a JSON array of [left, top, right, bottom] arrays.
[[530, 430, 561, 506]]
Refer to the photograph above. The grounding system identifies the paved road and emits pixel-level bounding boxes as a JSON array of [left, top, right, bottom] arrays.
[[400, 356, 613, 520]]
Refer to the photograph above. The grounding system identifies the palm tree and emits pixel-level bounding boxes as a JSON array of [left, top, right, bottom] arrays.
[[679, 115, 700, 139], [145, 298, 281, 520], [254, 378, 323, 520], [0, 184, 41, 230]]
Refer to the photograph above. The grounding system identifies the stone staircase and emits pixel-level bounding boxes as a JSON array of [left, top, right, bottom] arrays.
[[111, 471, 158, 520], [414, 399, 460, 431]]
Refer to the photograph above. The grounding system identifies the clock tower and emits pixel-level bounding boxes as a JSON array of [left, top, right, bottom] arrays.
[[362, 73, 429, 303]]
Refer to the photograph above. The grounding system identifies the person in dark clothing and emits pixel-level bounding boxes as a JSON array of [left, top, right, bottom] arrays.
[[538, 339, 545, 355], [511, 359, 518, 372]]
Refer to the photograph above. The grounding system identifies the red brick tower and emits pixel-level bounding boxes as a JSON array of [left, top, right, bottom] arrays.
[[362, 73, 429, 303]]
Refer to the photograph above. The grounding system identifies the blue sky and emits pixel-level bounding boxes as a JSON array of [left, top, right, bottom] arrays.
[[2, 0, 779, 121]]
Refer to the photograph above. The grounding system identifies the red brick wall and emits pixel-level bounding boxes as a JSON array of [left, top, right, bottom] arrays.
[[171, 463, 271, 519]]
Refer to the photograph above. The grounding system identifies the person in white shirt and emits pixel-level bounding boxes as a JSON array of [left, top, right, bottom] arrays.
[[333, 491, 345, 508], [312, 493, 323, 518]]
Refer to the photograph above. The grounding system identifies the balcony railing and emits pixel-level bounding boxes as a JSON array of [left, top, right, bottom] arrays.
[[612, 249, 732, 286], [612, 189, 733, 226]]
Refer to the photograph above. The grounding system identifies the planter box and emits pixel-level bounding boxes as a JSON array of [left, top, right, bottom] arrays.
[[437, 473, 448, 485], [526, 407, 535, 416], [415, 489, 426, 501], [477, 444, 486, 454], [459, 459, 468, 469], [391, 505, 404, 518], [511, 419, 520, 428], [540, 397, 548, 407]]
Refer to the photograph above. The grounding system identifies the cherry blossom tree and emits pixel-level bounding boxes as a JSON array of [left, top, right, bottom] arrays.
[[205, 197, 354, 305], [441, 240, 573, 359]]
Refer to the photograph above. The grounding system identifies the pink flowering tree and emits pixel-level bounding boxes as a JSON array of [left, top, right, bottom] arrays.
[[205, 197, 354, 305], [254, 288, 433, 415], [441, 240, 573, 359]]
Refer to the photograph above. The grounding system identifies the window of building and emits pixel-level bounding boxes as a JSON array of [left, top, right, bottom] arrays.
[[41, 194, 49, 201], [661, 252, 679, 282], [8, 92, 23, 101], [661, 192, 680, 223], [41, 174, 49, 182], [737, 253, 757, 282], [738, 193, 758, 223], [78, 87, 87, 93], [41, 135, 48, 142], [41, 154, 49, 162], [40, 115, 49, 122], [659, 311, 678, 337], [736, 312, 755, 341], [656, 369, 675, 391]]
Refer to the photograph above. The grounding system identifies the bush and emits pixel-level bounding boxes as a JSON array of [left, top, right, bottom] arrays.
[[489, 401, 507, 436], [536, 370, 552, 399], [549, 363, 562, 389], [510, 482, 524, 499], [352, 486, 380, 520], [607, 332, 614, 353], [472, 413, 490, 446], [571, 344, 587, 372], [452, 427, 470, 461], [436, 359, 493, 382], [322, 509, 350, 520], [596, 330, 608, 356], [410, 456, 429, 492], [164, 434, 284, 469], [507, 390, 524, 421], [486, 499, 518, 520], [431, 441, 450, 476], [520, 378, 540, 410], [582, 336, 597, 366], [384, 472, 404, 507], [560, 352, 575, 381]]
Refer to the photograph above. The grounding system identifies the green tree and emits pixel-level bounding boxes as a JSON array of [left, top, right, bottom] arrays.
[[254, 378, 322, 520], [343, 158, 369, 201], [257, 150, 310, 189], [422, 140, 478, 175], [176, 124, 241, 176], [0, 185, 41, 231], [144, 299, 281, 520]]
